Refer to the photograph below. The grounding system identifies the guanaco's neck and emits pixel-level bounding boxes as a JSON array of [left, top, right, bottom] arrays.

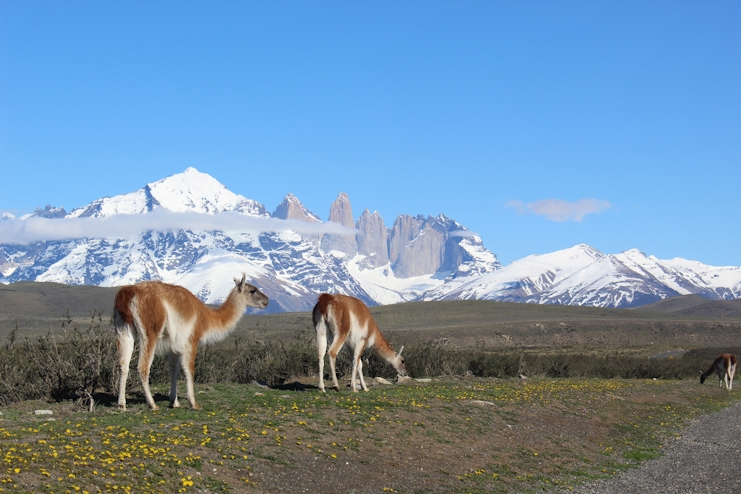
[[209, 288, 246, 332], [373, 329, 399, 365]]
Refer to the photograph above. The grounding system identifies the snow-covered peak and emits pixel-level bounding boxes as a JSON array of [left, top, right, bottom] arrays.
[[517, 244, 604, 272], [621, 248, 647, 257], [30, 205, 67, 219], [148, 167, 242, 213], [68, 168, 269, 218], [422, 243, 602, 302]]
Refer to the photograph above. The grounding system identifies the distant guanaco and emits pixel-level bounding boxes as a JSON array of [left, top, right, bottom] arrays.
[[700, 353, 737, 390], [114, 275, 268, 410], [313, 293, 407, 392]]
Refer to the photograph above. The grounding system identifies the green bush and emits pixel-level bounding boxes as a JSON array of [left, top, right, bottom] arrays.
[[0, 315, 721, 407], [0, 312, 116, 406]]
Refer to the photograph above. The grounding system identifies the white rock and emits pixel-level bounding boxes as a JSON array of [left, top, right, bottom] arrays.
[[374, 377, 392, 385], [34, 410, 53, 415]]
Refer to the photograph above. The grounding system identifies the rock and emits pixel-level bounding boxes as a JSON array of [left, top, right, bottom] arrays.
[[320, 192, 357, 256], [356, 210, 389, 268], [396, 376, 412, 384], [374, 377, 393, 385], [415, 378, 432, 383], [34, 410, 53, 415], [272, 194, 321, 223], [254, 392, 264, 396]]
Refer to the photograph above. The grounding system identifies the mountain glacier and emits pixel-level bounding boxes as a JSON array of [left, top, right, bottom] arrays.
[[1, 168, 740, 311]]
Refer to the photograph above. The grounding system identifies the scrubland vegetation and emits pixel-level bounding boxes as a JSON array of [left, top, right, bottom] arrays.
[[1, 301, 740, 492], [0, 313, 733, 407]]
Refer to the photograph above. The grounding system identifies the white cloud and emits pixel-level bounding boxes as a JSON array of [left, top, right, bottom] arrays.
[[506, 198, 612, 222], [0, 209, 358, 245], [448, 229, 480, 238]]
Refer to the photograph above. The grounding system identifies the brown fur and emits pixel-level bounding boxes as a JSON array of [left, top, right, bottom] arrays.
[[313, 293, 406, 392], [114, 275, 268, 410], [700, 353, 737, 390]]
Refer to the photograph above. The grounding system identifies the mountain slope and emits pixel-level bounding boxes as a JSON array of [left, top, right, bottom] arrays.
[[1, 168, 740, 311], [0, 169, 498, 312], [423, 244, 741, 309]]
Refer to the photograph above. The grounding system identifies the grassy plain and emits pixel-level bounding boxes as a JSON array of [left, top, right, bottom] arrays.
[[2, 282, 741, 492], [0, 378, 738, 493]]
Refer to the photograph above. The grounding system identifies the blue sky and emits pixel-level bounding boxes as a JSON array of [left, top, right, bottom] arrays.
[[1, 2, 739, 266]]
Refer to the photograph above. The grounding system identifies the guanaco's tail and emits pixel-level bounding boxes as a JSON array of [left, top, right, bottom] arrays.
[[312, 293, 333, 328], [114, 285, 137, 328]]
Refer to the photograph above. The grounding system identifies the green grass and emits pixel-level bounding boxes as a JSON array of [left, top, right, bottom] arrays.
[[0, 378, 738, 493], [2, 290, 741, 491]]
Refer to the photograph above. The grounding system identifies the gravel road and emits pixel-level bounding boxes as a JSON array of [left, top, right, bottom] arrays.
[[575, 400, 741, 493]]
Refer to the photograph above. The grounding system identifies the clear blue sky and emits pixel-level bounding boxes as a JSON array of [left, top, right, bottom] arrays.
[[1, 2, 739, 266]]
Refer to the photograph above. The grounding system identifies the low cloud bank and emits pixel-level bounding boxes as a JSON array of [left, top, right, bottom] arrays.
[[0, 210, 358, 245], [506, 198, 612, 222]]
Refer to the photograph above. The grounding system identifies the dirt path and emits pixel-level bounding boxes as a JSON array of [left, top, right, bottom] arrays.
[[575, 400, 741, 493]]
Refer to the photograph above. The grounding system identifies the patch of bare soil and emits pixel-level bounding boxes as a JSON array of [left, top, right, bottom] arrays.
[[231, 377, 716, 493]]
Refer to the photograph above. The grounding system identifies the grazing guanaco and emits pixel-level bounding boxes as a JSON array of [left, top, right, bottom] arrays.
[[313, 293, 406, 392], [700, 353, 737, 390]]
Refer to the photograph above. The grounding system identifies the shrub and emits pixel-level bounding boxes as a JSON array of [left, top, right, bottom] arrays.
[[0, 316, 720, 408], [0, 312, 116, 406]]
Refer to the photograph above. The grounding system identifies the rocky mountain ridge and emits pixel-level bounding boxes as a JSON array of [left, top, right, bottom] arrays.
[[1, 168, 740, 311], [0, 168, 498, 312]]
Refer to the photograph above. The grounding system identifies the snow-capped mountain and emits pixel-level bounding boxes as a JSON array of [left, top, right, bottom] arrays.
[[67, 167, 268, 218], [1, 168, 740, 311], [423, 244, 741, 308], [0, 168, 499, 312]]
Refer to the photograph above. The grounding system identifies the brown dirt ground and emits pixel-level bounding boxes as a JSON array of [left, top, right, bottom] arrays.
[[201, 377, 717, 493]]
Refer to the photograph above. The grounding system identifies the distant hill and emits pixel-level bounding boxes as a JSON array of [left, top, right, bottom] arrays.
[[0, 282, 118, 321], [637, 294, 741, 318], [3, 282, 741, 353], [636, 294, 711, 313]]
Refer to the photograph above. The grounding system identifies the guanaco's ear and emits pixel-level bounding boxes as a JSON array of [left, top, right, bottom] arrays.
[[398, 346, 404, 357], [234, 273, 247, 291]]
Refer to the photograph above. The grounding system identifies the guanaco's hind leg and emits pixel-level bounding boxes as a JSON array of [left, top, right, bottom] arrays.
[[730, 364, 736, 390], [328, 333, 348, 391], [182, 345, 201, 410], [317, 320, 328, 392], [137, 334, 159, 410], [168, 351, 181, 408], [356, 355, 369, 392], [115, 323, 135, 411], [351, 340, 368, 392]]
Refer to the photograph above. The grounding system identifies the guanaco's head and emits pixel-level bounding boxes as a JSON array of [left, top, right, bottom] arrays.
[[394, 345, 407, 377], [234, 274, 269, 309], [700, 372, 706, 385]]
